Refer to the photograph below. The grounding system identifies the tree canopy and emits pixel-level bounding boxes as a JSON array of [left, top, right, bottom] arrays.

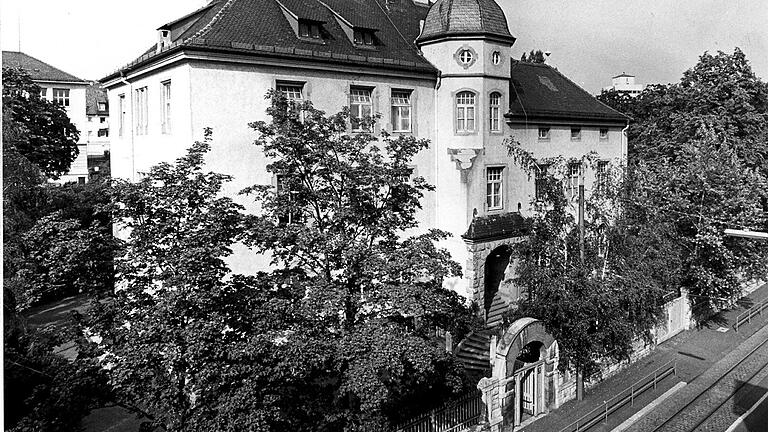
[[520, 50, 547, 64], [598, 48, 768, 316], [2, 67, 80, 178]]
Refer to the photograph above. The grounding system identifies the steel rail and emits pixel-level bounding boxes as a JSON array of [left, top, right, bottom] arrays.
[[648, 336, 768, 432]]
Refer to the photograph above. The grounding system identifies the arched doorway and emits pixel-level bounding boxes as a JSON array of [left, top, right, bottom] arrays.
[[492, 318, 559, 428], [484, 246, 512, 325]]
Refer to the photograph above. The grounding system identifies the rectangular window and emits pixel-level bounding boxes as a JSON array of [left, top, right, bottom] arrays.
[[456, 91, 476, 133], [599, 128, 609, 140], [538, 126, 550, 140], [78, 176, 86, 185], [161, 80, 171, 134], [99, 117, 106, 124], [39, 88, 47, 99], [53, 88, 70, 106], [135, 87, 148, 135], [98, 129, 109, 137], [276, 174, 301, 225], [567, 163, 581, 198], [486, 167, 504, 210], [391, 90, 412, 133], [118, 94, 126, 137], [353, 29, 374, 45], [596, 161, 609, 192], [298, 21, 321, 39], [350, 87, 372, 132], [489, 92, 501, 132], [276, 83, 303, 101], [98, 102, 107, 111], [535, 164, 548, 201], [571, 127, 582, 141]]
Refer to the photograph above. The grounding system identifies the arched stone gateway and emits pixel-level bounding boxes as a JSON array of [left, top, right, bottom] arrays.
[[478, 318, 560, 431]]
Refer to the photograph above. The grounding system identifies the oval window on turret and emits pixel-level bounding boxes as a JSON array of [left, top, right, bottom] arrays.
[[492, 51, 501, 65]]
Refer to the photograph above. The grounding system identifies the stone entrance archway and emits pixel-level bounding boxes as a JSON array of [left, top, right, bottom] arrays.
[[478, 318, 559, 431]]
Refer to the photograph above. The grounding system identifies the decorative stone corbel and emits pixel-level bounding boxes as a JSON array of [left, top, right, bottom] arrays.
[[448, 148, 482, 182]]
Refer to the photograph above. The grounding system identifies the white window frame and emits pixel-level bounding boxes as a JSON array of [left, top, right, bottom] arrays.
[[486, 166, 504, 211], [538, 126, 550, 140], [489, 92, 501, 132], [161, 80, 172, 134], [456, 91, 476, 133], [39, 88, 47, 99], [459, 50, 473, 66], [350, 87, 373, 132], [567, 163, 581, 199], [52, 88, 70, 107], [391, 90, 412, 133], [599, 128, 609, 140], [135, 87, 148, 135], [276, 83, 303, 101], [596, 161, 609, 192]]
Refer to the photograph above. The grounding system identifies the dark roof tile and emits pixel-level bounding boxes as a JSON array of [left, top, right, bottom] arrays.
[[85, 82, 108, 115], [2, 51, 85, 83], [507, 61, 629, 123], [463, 212, 529, 242], [103, 0, 434, 81]]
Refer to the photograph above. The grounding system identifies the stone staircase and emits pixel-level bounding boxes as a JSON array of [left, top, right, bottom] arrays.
[[454, 330, 492, 377], [486, 293, 507, 328]]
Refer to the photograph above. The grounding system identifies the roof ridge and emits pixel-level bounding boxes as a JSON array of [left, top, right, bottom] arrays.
[[182, 0, 240, 43]]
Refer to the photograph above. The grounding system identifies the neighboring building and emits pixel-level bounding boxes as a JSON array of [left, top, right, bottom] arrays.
[[3, 51, 90, 184], [603, 72, 645, 96], [102, 0, 629, 424], [85, 81, 111, 178]]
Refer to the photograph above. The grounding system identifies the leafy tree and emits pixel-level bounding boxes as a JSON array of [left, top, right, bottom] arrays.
[[597, 48, 768, 315], [244, 93, 477, 430], [4, 316, 111, 432], [2, 67, 80, 178], [520, 49, 547, 63], [503, 146, 674, 398]]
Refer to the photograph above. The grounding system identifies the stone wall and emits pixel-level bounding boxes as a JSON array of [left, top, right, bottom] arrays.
[[464, 236, 524, 306]]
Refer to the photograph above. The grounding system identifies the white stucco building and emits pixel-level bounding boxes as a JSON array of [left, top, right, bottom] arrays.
[[603, 72, 646, 96], [102, 1, 630, 425], [84, 81, 111, 175], [3, 51, 91, 184]]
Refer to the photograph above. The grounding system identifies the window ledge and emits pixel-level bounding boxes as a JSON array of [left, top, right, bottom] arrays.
[[455, 131, 478, 136]]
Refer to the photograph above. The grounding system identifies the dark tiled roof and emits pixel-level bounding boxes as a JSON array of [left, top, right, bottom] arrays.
[[417, 0, 514, 44], [86, 82, 108, 116], [2, 51, 85, 83], [102, 0, 435, 82], [462, 212, 529, 242], [507, 62, 629, 123]]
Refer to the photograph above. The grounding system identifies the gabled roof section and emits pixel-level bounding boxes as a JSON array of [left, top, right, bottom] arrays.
[[612, 72, 634, 79], [507, 62, 629, 123], [86, 82, 108, 116], [101, 0, 435, 83], [2, 51, 86, 83]]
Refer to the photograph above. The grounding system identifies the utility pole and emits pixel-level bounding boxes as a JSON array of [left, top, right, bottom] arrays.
[[577, 164, 585, 401]]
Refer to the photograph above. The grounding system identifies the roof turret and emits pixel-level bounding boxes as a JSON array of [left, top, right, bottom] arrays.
[[416, 0, 514, 44]]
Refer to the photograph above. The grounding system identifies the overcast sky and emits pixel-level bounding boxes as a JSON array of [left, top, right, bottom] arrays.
[[1, 0, 766, 93]]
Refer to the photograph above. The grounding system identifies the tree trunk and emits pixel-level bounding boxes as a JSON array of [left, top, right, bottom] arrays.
[[576, 367, 584, 401]]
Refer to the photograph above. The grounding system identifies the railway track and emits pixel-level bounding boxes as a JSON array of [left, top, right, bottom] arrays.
[[648, 336, 768, 432]]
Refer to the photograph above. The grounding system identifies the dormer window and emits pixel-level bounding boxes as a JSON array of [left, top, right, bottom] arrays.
[[353, 29, 375, 45], [298, 20, 322, 39], [157, 29, 171, 52]]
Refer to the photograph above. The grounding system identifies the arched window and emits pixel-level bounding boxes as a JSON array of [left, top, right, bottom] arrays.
[[489, 92, 501, 132], [456, 91, 476, 132]]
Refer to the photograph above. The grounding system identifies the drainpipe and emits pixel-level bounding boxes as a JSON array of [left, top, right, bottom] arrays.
[[118, 71, 135, 181], [621, 122, 629, 162]]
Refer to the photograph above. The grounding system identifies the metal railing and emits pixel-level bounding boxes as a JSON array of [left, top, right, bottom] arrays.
[[558, 360, 677, 432], [734, 297, 768, 332], [392, 392, 483, 432]]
